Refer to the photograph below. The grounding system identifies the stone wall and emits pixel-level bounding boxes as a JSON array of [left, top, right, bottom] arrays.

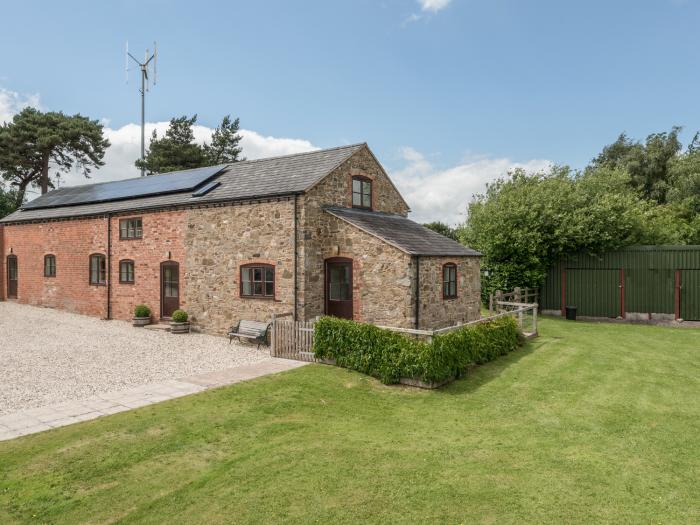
[[304, 212, 415, 326], [183, 199, 297, 335], [417, 256, 481, 330], [300, 145, 412, 321]]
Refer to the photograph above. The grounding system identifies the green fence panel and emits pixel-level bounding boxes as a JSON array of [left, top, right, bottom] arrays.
[[566, 269, 620, 318], [681, 270, 700, 321]]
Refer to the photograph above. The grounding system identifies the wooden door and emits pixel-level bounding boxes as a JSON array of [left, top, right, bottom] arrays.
[[7, 255, 17, 299], [325, 258, 353, 319], [160, 261, 179, 318]]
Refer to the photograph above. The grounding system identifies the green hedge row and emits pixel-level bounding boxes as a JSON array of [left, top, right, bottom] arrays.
[[313, 316, 522, 385]]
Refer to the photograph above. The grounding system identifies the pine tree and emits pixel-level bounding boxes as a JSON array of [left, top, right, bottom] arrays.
[[0, 107, 109, 207], [136, 115, 207, 174], [204, 115, 244, 164]]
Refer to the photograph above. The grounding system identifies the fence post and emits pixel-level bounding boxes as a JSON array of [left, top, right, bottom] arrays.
[[518, 307, 524, 330], [489, 293, 493, 314], [495, 290, 502, 312], [270, 313, 276, 356], [514, 286, 521, 303], [532, 305, 538, 335]]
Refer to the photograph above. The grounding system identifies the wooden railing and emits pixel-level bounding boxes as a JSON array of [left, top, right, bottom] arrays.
[[378, 302, 538, 341], [489, 287, 539, 313]]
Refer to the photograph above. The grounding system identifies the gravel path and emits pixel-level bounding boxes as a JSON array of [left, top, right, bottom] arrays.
[[0, 302, 272, 415]]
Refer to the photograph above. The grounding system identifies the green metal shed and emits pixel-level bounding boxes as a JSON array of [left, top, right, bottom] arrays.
[[540, 246, 700, 321]]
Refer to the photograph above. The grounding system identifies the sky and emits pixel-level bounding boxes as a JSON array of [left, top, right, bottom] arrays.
[[1, 0, 699, 224]]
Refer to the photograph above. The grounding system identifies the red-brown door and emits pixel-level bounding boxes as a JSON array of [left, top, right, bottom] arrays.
[[325, 258, 353, 319], [7, 255, 18, 299], [160, 261, 179, 318]]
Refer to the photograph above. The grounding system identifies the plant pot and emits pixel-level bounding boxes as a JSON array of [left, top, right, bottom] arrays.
[[132, 316, 151, 327], [170, 321, 190, 334]]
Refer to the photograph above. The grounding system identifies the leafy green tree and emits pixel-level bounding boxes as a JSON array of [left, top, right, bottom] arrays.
[[0, 182, 20, 218], [459, 166, 665, 300], [0, 107, 109, 207], [590, 127, 682, 204], [204, 115, 244, 164], [423, 221, 458, 240]]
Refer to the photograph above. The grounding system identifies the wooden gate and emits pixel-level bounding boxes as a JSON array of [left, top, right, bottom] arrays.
[[271, 317, 316, 362]]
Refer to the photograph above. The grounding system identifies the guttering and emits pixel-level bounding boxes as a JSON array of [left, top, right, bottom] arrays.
[[106, 213, 112, 320], [415, 256, 420, 329], [294, 194, 298, 321]]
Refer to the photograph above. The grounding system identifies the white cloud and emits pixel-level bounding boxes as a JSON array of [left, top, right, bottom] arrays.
[[0, 88, 41, 124], [404, 0, 452, 23], [419, 0, 452, 13], [390, 147, 552, 226]]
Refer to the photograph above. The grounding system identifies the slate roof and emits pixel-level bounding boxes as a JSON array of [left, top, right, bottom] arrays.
[[1, 143, 366, 223], [323, 206, 481, 257]]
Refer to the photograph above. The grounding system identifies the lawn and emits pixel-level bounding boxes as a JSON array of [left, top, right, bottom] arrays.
[[1, 318, 699, 524]]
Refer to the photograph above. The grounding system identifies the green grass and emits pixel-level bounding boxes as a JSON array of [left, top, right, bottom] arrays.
[[1, 318, 699, 524]]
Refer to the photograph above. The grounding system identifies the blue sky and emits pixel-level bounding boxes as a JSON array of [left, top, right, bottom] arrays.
[[1, 0, 699, 223]]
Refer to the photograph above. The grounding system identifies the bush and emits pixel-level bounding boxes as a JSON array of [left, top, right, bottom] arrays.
[[134, 304, 151, 318], [314, 316, 521, 385], [171, 309, 188, 323]]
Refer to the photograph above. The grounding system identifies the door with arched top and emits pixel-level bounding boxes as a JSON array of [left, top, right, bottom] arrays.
[[7, 255, 17, 299], [325, 257, 353, 319], [160, 261, 179, 318]]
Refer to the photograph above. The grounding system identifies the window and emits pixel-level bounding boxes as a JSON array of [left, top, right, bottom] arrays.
[[119, 260, 135, 283], [89, 254, 106, 285], [44, 254, 56, 277], [119, 217, 143, 240], [240, 264, 275, 298], [352, 176, 372, 209], [443, 263, 457, 299]]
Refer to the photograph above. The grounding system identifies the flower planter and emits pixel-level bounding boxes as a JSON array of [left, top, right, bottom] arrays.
[[132, 316, 151, 327], [169, 321, 190, 334]]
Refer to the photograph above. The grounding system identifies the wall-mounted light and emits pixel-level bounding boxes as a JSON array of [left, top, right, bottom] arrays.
[[167, 251, 171, 260]]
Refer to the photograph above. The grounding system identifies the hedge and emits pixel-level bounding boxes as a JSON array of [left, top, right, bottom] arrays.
[[313, 316, 521, 385]]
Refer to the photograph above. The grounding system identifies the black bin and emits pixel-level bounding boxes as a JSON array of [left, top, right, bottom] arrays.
[[565, 306, 577, 321]]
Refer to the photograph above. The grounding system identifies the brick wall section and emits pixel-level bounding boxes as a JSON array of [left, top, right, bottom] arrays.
[[109, 210, 186, 320], [417, 256, 481, 330], [183, 199, 296, 335], [1, 217, 109, 317], [1, 209, 186, 320]]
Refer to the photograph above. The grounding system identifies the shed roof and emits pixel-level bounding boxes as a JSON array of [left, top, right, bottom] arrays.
[[1, 143, 366, 223], [323, 206, 481, 257]]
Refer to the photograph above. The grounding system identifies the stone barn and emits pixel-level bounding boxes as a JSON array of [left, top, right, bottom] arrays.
[[0, 143, 481, 333]]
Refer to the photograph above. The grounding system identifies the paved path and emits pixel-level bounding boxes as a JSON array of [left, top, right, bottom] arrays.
[[0, 358, 307, 442]]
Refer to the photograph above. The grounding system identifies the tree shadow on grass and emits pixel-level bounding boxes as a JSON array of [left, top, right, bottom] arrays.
[[441, 337, 552, 396]]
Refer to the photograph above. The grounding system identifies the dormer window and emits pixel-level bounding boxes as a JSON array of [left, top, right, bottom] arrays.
[[352, 176, 372, 210]]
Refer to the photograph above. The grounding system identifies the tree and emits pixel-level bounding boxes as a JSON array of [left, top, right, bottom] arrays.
[[0, 107, 109, 208], [137, 114, 245, 174], [458, 165, 667, 301], [423, 221, 458, 241], [204, 115, 244, 164], [0, 182, 20, 218], [590, 127, 682, 204], [136, 115, 207, 174]]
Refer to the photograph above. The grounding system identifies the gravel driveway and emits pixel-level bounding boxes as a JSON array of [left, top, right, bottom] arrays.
[[0, 302, 272, 415]]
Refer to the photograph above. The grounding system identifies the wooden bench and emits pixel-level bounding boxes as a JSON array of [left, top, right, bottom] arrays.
[[228, 320, 270, 349]]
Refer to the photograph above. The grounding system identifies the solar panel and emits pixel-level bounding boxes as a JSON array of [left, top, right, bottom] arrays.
[[191, 181, 220, 197], [22, 165, 228, 210]]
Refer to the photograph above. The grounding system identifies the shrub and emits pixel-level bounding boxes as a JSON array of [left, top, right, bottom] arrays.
[[171, 309, 188, 323], [314, 316, 521, 385], [134, 304, 151, 318]]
